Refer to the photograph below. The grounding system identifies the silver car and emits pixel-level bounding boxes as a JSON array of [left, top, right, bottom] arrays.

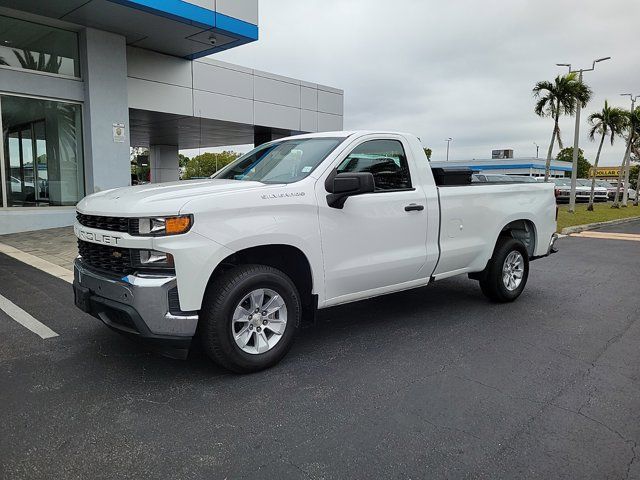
[[577, 179, 609, 202]]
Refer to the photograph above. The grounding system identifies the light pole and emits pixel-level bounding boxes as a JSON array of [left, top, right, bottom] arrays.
[[533, 142, 539, 158], [557, 56, 611, 213], [616, 93, 639, 207], [445, 137, 453, 162]]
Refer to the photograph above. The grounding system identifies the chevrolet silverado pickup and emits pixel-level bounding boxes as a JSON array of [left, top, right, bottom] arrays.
[[73, 131, 558, 372]]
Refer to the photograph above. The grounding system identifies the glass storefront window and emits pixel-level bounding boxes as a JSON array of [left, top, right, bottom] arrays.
[[0, 15, 80, 78], [1, 95, 84, 207]]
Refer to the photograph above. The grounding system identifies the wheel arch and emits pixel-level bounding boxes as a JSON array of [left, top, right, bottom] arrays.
[[470, 218, 538, 281], [498, 218, 537, 258], [206, 244, 316, 308]]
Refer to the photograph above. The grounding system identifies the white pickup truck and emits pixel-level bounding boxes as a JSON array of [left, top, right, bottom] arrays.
[[73, 131, 558, 372]]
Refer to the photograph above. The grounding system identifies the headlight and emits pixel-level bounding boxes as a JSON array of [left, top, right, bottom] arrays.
[[136, 215, 192, 236], [133, 250, 175, 269]]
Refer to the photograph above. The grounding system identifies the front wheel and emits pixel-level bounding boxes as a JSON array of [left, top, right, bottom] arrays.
[[200, 264, 301, 373], [478, 237, 529, 302]]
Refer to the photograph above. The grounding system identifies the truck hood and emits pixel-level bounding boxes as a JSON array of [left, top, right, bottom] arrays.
[[76, 179, 268, 216]]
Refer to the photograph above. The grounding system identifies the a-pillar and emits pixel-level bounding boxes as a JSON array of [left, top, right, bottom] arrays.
[[149, 145, 180, 183]]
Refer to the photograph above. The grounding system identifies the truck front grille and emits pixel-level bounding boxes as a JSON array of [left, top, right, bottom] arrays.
[[77, 213, 139, 234], [78, 240, 138, 276]]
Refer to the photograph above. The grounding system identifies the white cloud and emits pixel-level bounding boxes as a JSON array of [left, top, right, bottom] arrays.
[[213, 0, 640, 166]]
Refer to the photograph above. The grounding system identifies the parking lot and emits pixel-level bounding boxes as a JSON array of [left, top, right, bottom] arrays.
[[1, 222, 640, 479]]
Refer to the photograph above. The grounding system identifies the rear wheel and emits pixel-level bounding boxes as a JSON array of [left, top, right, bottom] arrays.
[[200, 264, 301, 373], [478, 237, 529, 302]]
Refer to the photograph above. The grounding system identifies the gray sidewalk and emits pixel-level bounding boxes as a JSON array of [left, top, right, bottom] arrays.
[[0, 227, 76, 271]]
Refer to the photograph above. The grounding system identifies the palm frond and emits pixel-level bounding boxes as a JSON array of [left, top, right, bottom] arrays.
[[11, 49, 62, 74], [588, 122, 601, 141], [534, 97, 552, 117], [532, 80, 554, 97]]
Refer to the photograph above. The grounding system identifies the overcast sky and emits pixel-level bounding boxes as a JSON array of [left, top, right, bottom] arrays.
[[211, 0, 640, 165]]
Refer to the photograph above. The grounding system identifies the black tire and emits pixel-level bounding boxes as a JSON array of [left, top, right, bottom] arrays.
[[478, 237, 529, 303], [200, 264, 301, 373]]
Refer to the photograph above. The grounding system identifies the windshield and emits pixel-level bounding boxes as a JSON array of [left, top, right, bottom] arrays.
[[553, 178, 571, 186], [213, 138, 343, 184], [577, 179, 592, 186], [596, 180, 613, 188]]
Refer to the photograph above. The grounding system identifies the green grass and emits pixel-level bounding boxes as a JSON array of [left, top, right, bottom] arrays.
[[557, 202, 640, 232]]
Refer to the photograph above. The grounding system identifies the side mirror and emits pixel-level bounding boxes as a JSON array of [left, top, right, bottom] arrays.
[[325, 171, 375, 209]]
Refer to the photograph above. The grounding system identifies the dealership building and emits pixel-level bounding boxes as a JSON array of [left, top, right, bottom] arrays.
[[0, 0, 344, 234], [432, 158, 572, 177], [432, 149, 572, 178]]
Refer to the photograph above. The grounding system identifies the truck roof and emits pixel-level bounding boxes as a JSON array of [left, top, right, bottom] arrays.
[[282, 130, 417, 141]]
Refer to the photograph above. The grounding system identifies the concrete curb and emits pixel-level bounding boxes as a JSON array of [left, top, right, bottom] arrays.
[[561, 216, 640, 235]]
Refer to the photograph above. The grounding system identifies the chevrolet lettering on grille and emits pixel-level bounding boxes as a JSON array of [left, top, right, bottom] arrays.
[[75, 226, 122, 246]]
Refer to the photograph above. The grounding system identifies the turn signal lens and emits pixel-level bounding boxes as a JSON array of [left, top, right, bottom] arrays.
[[135, 215, 193, 236], [165, 216, 192, 235]]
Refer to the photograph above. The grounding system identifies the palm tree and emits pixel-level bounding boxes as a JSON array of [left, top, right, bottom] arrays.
[[632, 140, 640, 206], [586, 101, 627, 210], [612, 107, 640, 208], [12, 49, 62, 74], [533, 72, 592, 181]]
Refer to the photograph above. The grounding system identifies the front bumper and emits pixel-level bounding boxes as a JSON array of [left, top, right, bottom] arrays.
[[73, 258, 198, 358]]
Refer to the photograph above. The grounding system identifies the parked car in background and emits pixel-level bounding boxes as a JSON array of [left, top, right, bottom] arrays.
[[552, 178, 586, 203], [551, 178, 572, 203], [607, 180, 637, 201], [548, 178, 607, 203], [576, 179, 608, 202], [594, 179, 618, 200]]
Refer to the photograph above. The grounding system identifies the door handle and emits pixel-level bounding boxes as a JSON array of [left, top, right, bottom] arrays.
[[404, 203, 424, 212]]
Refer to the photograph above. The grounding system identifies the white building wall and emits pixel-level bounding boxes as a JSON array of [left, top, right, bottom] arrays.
[[216, 0, 259, 25], [81, 28, 131, 194], [180, 0, 259, 25], [125, 47, 344, 134]]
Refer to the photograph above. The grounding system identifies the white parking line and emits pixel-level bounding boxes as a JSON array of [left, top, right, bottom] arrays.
[[0, 293, 59, 339], [0, 242, 73, 284]]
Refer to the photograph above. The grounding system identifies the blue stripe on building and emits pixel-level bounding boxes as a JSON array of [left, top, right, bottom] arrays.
[[107, 0, 259, 56]]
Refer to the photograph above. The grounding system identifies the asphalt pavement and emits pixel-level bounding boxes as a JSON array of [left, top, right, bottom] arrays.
[[1, 222, 640, 479]]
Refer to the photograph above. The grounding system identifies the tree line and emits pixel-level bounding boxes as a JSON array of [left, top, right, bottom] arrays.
[[179, 151, 241, 179]]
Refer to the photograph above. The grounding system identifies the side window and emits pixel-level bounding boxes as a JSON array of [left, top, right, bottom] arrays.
[[336, 139, 412, 191]]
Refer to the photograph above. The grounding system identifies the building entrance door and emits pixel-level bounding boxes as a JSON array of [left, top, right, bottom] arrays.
[[4, 120, 48, 206]]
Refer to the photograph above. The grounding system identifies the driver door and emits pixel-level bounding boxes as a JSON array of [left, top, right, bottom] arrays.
[[316, 136, 429, 305]]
